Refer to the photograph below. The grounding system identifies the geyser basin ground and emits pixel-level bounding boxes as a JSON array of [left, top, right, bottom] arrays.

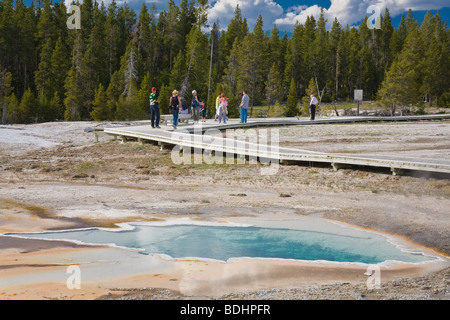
[[4, 217, 441, 265]]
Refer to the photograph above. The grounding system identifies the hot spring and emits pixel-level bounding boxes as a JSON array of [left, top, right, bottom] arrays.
[[4, 218, 438, 265]]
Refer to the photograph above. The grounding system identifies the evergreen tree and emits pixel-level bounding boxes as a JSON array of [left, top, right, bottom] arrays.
[[50, 36, 71, 116], [12, 0, 36, 96], [170, 50, 186, 92], [0, 2, 447, 123], [180, 25, 209, 99], [312, 10, 329, 98], [420, 12, 449, 106], [0, 64, 13, 124], [64, 66, 82, 121], [136, 4, 153, 73], [381, 8, 394, 71], [35, 38, 54, 101], [378, 27, 425, 115], [105, 0, 121, 80], [222, 40, 240, 116], [6, 92, 19, 124], [115, 77, 144, 120], [285, 78, 298, 117], [138, 71, 153, 118], [329, 18, 342, 100], [90, 83, 111, 121], [158, 84, 172, 114], [18, 88, 36, 123]]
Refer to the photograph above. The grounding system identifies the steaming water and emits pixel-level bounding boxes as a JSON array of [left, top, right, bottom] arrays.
[[5, 219, 436, 264]]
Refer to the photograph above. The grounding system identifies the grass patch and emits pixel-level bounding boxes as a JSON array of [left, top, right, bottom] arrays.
[[74, 161, 99, 171]]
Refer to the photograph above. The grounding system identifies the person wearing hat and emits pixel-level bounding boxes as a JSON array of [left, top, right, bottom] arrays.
[[149, 87, 160, 128], [170, 90, 182, 129]]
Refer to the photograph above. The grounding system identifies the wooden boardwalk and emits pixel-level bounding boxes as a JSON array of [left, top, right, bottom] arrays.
[[102, 114, 450, 176]]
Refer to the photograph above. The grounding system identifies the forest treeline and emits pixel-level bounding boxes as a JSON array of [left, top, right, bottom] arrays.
[[0, 0, 449, 124]]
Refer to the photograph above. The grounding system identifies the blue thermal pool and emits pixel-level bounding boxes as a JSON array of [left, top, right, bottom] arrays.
[[4, 219, 438, 264]]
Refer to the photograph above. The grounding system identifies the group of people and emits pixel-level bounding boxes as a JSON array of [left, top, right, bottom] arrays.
[[214, 93, 228, 123], [213, 90, 250, 124], [149, 87, 207, 129], [149, 88, 250, 129]]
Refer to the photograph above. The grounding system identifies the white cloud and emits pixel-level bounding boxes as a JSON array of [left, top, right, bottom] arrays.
[[274, 4, 323, 26], [274, 0, 449, 30], [208, 0, 284, 30]]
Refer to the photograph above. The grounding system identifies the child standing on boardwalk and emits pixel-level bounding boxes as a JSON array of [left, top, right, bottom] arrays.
[[201, 102, 207, 122], [218, 96, 228, 124], [215, 92, 221, 121]]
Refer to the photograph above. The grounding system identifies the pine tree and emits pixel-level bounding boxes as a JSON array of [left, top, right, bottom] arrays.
[[121, 41, 141, 98], [181, 25, 209, 99], [136, 4, 153, 72], [12, 0, 36, 96], [285, 78, 298, 117], [267, 24, 285, 103], [35, 0, 57, 50], [105, 0, 121, 80], [252, 15, 269, 106], [35, 38, 54, 101], [6, 92, 19, 124], [329, 18, 341, 100], [302, 15, 317, 90], [0, 64, 13, 124], [18, 88, 36, 123], [170, 50, 186, 92], [283, 37, 294, 99], [138, 71, 152, 118], [312, 10, 329, 98], [50, 36, 70, 116], [222, 40, 240, 116], [420, 12, 449, 106], [158, 84, 172, 114], [267, 63, 283, 106], [378, 27, 425, 115], [381, 8, 394, 71], [90, 83, 111, 121], [115, 77, 144, 120], [64, 66, 82, 121], [164, 0, 182, 71], [81, 0, 95, 40], [223, 5, 245, 59]]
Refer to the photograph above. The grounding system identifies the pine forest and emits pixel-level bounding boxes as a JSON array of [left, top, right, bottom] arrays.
[[0, 0, 449, 124]]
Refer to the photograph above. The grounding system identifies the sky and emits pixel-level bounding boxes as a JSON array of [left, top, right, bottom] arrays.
[[32, 0, 450, 32]]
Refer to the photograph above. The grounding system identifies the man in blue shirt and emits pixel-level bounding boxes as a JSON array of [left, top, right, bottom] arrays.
[[239, 91, 249, 123]]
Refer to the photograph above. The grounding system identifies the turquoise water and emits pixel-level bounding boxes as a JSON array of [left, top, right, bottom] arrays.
[[6, 222, 434, 264]]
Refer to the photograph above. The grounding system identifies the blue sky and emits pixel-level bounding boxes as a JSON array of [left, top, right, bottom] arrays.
[[206, 0, 450, 31], [26, 0, 450, 32]]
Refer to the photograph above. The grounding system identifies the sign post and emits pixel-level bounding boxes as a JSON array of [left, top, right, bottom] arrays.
[[354, 90, 363, 115]]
